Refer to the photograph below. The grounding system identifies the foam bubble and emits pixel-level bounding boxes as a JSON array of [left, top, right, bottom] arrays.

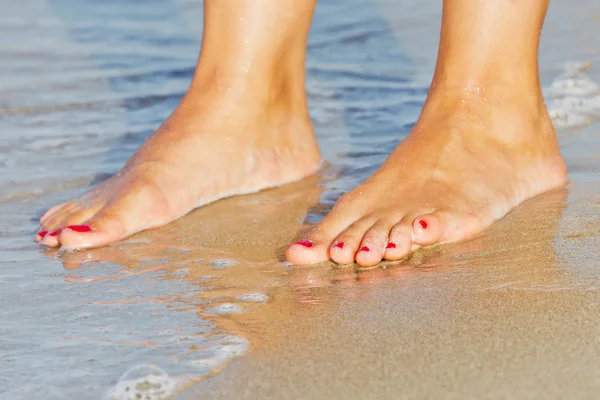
[[207, 303, 243, 314], [235, 293, 270, 303], [549, 73, 598, 97], [550, 96, 600, 115], [104, 365, 177, 400], [548, 109, 590, 128], [190, 356, 228, 370], [545, 64, 600, 128], [215, 335, 251, 357], [210, 259, 239, 269]]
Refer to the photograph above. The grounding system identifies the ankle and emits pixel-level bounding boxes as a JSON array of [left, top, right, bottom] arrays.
[[417, 82, 556, 147], [428, 76, 543, 107], [189, 56, 308, 117]]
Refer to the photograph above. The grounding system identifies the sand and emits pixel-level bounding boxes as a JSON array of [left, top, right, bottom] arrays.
[[176, 188, 600, 400]]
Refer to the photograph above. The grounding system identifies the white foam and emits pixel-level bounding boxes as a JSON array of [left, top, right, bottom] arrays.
[[547, 108, 590, 128], [549, 73, 598, 97], [190, 356, 228, 370], [207, 303, 243, 314], [104, 365, 178, 400], [545, 64, 600, 128], [190, 336, 251, 373], [236, 293, 270, 303], [215, 335, 251, 358], [210, 259, 239, 269]]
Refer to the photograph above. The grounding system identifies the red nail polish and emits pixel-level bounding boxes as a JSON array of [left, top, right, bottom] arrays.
[[49, 231, 58, 237], [38, 231, 48, 238], [386, 242, 396, 249], [67, 225, 92, 233], [419, 220, 428, 229], [359, 246, 370, 252], [334, 242, 344, 249], [295, 240, 313, 248]]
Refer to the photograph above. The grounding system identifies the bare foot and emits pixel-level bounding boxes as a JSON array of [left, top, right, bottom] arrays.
[[286, 89, 567, 267], [36, 87, 321, 250]]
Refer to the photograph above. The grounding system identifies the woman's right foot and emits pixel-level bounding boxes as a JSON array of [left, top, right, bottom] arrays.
[[37, 84, 321, 250]]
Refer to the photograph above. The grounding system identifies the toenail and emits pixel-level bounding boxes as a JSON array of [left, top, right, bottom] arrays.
[[386, 242, 396, 249], [333, 242, 344, 249], [37, 231, 48, 238], [295, 240, 313, 248], [359, 246, 370, 252], [49, 231, 58, 237], [66, 225, 92, 233], [419, 220, 428, 229]]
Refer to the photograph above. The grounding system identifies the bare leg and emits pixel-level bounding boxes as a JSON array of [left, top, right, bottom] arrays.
[[37, 0, 321, 250], [286, 0, 567, 266]]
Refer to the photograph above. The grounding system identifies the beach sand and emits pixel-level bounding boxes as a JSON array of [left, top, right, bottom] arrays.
[[1, 0, 600, 399]]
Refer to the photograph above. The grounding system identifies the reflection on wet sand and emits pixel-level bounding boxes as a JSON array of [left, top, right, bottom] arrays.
[[178, 186, 600, 399], [52, 182, 586, 398]]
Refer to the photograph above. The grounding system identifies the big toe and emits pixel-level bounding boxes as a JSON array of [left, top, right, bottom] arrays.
[[285, 222, 351, 266], [285, 239, 331, 265], [59, 184, 169, 251]]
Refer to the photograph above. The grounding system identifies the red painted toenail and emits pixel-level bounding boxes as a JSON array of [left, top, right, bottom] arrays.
[[295, 240, 313, 248], [334, 242, 344, 249], [66, 225, 92, 233], [386, 242, 396, 249], [49, 231, 58, 237], [419, 220, 428, 229], [359, 246, 370, 252], [38, 231, 48, 238]]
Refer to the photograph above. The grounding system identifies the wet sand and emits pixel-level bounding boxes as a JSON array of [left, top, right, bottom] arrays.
[[2, 0, 600, 399]]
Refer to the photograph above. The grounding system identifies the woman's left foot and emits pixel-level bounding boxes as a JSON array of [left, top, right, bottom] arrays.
[[286, 87, 568, 267]]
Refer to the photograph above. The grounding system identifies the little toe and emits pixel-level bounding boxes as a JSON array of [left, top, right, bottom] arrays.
[[355, 220, 394, 268], [329, 217, 378, 265], [411, 212, 444, 246], [383, 220, 413, 261]]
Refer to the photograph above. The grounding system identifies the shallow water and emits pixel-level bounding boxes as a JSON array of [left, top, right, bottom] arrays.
[[1, 0, 600, 399]]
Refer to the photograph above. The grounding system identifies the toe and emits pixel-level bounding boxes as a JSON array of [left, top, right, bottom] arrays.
[[40, 202, 69, 224], [411, 212, 444, 246], [328, 217, 378, 265], [383, 219, 413, 261], [41, 230, 61, 247], [57, 206, 103, 230], [355, 219, 395, 268], [59, 184, 168, 251], [286, 193, 371, 266], [41, 203, 81, 232], [58, 217, 123, 251], [285, 239, 331, 266], [35, 230, 48, 242], [38, 202, 103, 243], [40, 201, 77, 227]]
